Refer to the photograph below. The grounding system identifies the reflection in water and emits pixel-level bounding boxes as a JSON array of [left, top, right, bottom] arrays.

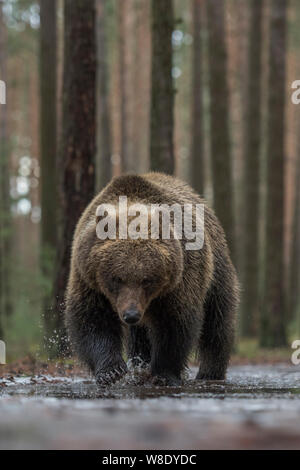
[[1, 364, 300, 401], [1, 364, 300, 449]]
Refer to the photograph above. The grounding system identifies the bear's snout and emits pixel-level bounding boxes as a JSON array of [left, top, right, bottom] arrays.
[[116, 286, 147, 324], [122, 307, 141, 325]]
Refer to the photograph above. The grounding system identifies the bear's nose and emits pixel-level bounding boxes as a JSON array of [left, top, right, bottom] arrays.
[[123, 308, 141, 325]]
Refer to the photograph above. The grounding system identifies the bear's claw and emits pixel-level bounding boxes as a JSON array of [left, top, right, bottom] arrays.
[[196, 370, 225, 381], [151, 374, 182, 387], [96, 363, 127, 386]]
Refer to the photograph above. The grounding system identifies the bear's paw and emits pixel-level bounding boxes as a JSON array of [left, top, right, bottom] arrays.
[[151, 373, 182, 387], [96, 361, 127, 386]]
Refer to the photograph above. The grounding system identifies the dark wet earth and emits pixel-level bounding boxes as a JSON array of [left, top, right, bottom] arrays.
[[1, 364, 300, 449]]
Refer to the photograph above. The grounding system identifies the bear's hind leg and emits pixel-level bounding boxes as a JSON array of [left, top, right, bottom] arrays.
[[196, 275, 238, 381], [128, 325, 151, 367]]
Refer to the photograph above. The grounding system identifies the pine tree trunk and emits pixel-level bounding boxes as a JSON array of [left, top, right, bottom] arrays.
[[260, 0, 287, 347], [289, 127, 300, 333], [118, 0, 135, 173], [53, 0, 96, 356], [40, 0, 58, 346], [132, 0, 151, 173], [96, 0, 112, 189], [150, 0, 174, 174], [288, 2, 300, 334], [241, 0, 263, 338], [205, 0, 235, 257], [191, 0, 204, 195], [0, 1, 11, 338]]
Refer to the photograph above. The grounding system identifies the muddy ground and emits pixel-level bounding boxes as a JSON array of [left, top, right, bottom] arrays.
[[1, 363, 300, 449]]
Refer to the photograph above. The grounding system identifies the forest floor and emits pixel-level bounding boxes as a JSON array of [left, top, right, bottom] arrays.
[[0, 338, 293, 378], [1, 357, 300, 449]]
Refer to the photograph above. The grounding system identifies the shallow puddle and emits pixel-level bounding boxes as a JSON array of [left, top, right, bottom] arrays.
[[1, 364, 300, 449]]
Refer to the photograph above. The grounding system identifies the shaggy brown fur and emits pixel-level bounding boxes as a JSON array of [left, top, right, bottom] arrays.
[[65, 173, 239, 386]]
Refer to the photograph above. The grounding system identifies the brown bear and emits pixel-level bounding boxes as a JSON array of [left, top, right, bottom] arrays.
[[65, 173, 239, 386]]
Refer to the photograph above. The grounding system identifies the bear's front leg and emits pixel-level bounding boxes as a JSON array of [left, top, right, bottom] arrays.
[[94, 335, 127, 386], [148, 304, 193, 386], [65, 289, 127, 386]]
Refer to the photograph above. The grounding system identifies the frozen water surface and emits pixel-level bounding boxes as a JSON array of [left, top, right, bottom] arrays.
[[1, 364, 300, 449]]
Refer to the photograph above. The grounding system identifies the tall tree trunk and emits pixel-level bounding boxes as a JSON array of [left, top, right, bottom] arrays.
[[96, 0, 112, 189], [241, 0, 263, 338], [260, 0, 287, 347], [40, 0, 58, 346], [205, 0, 235, 257], [53, 0, 96, 356], [226, 0, 249, 278], [191, 0, 204, 195], [0, 0, 11, 338], [289, 125, 300, 333], [118, 0, 135, 173], [150, 0, 174, 174], [132, 0, 151, 173], [288, 0, 300, 333]]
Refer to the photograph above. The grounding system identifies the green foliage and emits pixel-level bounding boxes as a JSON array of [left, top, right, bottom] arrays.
[[3, 262, 43, 360], [40, 244, 56, 297], [236, 339, 291, 362], [3, 0, 39, 55]]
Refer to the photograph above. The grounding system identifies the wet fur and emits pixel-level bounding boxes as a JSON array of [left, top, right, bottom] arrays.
[[65, 173, 239, 385]]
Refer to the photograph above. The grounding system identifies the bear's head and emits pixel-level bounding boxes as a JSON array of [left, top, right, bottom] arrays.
[[94, 236, 183, 325], [76, 203, 184, 325]]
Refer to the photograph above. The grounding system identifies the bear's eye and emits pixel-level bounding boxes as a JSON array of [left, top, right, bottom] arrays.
[[112, 276, 123, 285], [142, 278, 152, 287]]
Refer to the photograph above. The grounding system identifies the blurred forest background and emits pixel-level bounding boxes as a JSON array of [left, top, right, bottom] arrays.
[[0, 0, 299, 361]]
